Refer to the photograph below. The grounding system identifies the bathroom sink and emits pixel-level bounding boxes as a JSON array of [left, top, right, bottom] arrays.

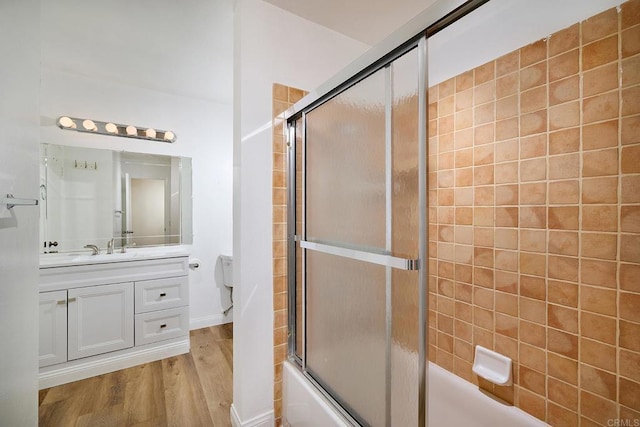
[[71, 252, 140, 263], [40, 246, 190, 267]]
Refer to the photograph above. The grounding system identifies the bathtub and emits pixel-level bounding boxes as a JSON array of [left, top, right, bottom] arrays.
[[283, 361, 546, 426]]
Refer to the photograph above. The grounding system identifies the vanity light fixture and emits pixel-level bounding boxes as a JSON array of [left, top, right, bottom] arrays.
[[58, 116, 77, 129], [82, 119, 97, 131], [125, 125, 137, 136], [56, 116, 177, 143], [105, 122, 118, 134]]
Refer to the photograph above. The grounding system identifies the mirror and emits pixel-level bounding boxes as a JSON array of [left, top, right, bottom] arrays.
[[40, 143, 192, 253]]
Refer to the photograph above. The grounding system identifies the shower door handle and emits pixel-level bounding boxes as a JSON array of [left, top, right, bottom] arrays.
[[299, 240, 420, 271]]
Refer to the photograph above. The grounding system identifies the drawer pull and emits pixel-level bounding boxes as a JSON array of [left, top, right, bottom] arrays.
[[57, 300, 66, 305], [159, 293, 167, 297], [68, 297, 77, 303], [160, 324, 167, 329]]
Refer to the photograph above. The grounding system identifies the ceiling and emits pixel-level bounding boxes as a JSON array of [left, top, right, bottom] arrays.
[[262, 0, 439, 45]]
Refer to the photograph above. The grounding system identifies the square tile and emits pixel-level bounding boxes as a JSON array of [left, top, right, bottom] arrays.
[[548, 231, 579, 256], [549, 75, 580, 106], [583, 91, 620, 124], [548, 328, 578, 359], [583, 62, 619, 97], [581, 312, 616, 345], [583, 120, 619, 150], [549, 49, 579, 82], [581, 232, 617, 260], [549, 153, 580, 179], [583, 177, 619, 204], [581, 285, 617, 316], [621, 233, 640, 263], [582, 7, 619, 44], [622, 25, 640, 58], [582, 35, 619, 70], [622, 144, 640, 173], [581, 259, 617, 288], [582, 205, 618, 231]]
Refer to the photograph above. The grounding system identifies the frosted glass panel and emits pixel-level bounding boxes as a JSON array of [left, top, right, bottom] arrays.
[[306, 69, 386, 251], [390, 49, 420, 426], [299, 47, 422, 426], [392, 50, 419, 259], [391, 268, 419, 426], [306, 251, 386, 425]]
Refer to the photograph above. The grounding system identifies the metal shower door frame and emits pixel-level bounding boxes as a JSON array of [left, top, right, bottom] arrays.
[[285, 2, 491, 425], [286, 36, 428, 426]]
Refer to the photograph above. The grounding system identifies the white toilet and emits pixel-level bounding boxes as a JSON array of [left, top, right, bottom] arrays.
[[219, 254, 233, 315]]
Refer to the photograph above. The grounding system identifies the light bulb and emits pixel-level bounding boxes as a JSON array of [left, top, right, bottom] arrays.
[[164, 130, 175, 141], [145, 128, 156, 138], [58, 116, 76, 129], [126, 125, 137, 136], [82, 119, 97, 131], [105, 123, 118, 134]]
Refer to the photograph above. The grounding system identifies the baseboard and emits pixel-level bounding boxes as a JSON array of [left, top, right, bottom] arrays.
[[39, 337, 190, 389], [190, 313, 232, 330], [230, 404, 275, 427]]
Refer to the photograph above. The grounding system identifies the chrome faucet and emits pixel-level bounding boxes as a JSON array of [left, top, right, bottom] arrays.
[[121, 242, 135, 253], [84, 244, 100, 255], [107, 238, 114, 254]]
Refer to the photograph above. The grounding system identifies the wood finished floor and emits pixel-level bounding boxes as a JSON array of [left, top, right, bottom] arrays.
[[38, 323, 233, 427]]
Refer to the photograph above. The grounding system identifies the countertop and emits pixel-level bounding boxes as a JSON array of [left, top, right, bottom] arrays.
[[40, 245, 191, 268]]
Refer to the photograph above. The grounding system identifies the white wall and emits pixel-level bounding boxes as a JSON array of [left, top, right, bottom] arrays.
[[0, 0, 41, 424], [40, 68, 234, 327], [232, 0, 369, 425]]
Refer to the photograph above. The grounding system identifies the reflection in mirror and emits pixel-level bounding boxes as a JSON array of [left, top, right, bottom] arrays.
[[40, 144, 192, 253], [128, 178, 166, 246]]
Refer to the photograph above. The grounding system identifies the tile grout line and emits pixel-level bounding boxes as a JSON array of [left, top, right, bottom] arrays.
[[616, 6, 623, 422]]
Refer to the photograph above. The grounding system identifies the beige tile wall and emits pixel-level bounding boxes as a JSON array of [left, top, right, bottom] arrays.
[[427, 2, 640, 425], [272, 83, 306, 426]]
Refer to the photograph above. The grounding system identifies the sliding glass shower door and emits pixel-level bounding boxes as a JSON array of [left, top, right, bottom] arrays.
[[287, 39, 427, 426]]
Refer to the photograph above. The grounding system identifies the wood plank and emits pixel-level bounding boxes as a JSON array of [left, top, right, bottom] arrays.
[[39, 375, 100, 425], [218, 337, 233, 371], [83, 370, 127, 415], [38, 388, 49, 406], [190, 328, 233, 426], [162, 354, 215, 427], [122, 361, 167, 426], [75, 404, 126, 427]]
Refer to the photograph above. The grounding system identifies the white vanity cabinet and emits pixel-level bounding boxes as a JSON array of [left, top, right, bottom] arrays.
[[39, 290, 68, 368], [38, 251, 190, 389]]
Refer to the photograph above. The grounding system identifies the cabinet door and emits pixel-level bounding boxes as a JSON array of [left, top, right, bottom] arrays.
[[39, 290, 67, 368], [68, 282, 134, 360]]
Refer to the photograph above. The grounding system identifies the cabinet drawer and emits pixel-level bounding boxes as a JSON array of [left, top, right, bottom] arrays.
[[135, 307, 189, 346], [135, 276, 188, 313]]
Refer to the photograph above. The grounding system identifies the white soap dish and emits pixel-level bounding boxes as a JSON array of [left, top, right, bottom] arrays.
[[472, 345, 513, 386]]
